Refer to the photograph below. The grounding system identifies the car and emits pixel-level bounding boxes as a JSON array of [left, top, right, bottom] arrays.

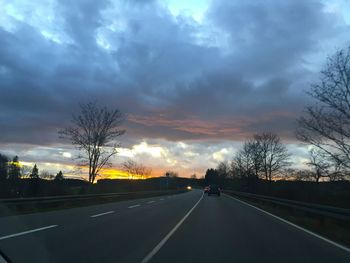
[[207, 185, 221, 196], [204, 186, 210, 193]]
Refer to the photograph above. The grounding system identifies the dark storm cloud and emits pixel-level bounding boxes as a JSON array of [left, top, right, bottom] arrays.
[[208, 0, 337, 77], [0, 0, 349, 146]]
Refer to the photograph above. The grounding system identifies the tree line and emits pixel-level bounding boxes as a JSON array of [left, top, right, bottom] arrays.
[[205, 132, 291, 184], [0, 154, 64, 181]]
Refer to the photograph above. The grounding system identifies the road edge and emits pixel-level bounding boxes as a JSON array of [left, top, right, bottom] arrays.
[[223, 193, 350, 254]]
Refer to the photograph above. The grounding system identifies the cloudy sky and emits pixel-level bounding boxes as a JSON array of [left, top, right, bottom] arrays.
[[0, 0, 349, 178]]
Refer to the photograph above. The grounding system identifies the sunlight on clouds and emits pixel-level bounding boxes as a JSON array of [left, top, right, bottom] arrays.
[[96, 34, 111, 50], [177, 142, 188, 149], [165, 0, 210, 23], [1, 0, 71, 43], [3, 3, 24, 21], [323, 0, 350, 25], [166, 158, 177, 165], [184, 151, 198, 157], [19, 161, 33, 166], [212, 148, 229, 162], [133, 142, 167, 158], [118, 141, 167, 158], [41, 30, 62, 43], [117, 147, 135, 158], [62, 152, 72, 158], [0, 5, 17, 32]]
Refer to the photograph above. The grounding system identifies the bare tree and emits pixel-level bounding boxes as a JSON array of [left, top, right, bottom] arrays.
[[231, 133, 289, 181], [294, 169, 315, 181], [137, 166, 152, 179], [60, 102, 125, 183], [233, 143, 256, 179], [217, 161, 230, 178], [122, 160, 137, 179], [40, 170, 55, 180], [305, 149, 330, 182], [297, 47, 350, 172], [122, 160, 152, 179], [246, 139, 264, 179], [230, 158, 242, 178], [254, 132, 290, 181], [305, 149, 348, 182]]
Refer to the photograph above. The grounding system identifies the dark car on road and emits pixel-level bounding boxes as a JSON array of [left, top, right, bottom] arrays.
[[207, 185, 221, 196]]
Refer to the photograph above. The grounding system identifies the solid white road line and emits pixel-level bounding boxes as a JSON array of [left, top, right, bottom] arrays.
[[0, 225, 58, 241], [90, 211, 115, 218], [159, 198, 165, 201], [224, 193, 350, 254], [147, 201, 155, 204], [128, 204, 141, 209], [141, 192, 204, 263]]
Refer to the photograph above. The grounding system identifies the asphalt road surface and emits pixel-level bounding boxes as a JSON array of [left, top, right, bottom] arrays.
[[0, 189, 349, 263]]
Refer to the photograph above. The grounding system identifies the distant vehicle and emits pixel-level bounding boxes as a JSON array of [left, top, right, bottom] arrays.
[[187, 186, 192, 190], [207, 185, 220, 196], [204, 186, 210, 193]]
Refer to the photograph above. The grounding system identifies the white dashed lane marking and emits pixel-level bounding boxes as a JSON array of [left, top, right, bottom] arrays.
[[128, 204, 141, 209], [90, 211, 115, 218], [0, 225, 58, 241]]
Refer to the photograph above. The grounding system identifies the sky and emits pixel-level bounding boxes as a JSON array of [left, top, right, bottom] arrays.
[[0, 0, 350, 179]]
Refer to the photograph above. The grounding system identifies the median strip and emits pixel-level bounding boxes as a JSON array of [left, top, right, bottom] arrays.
[[0, 225, 58, 241], [90, 211, 115, 218], [128, 204, 141, 209]]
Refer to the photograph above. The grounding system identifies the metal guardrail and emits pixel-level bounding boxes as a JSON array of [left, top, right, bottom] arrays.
[[0, 190, 184, 205], [224, 190, 350, 221]]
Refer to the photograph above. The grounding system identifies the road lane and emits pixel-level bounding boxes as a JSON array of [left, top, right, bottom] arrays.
[[0, 193, 180, 237], [1, 189, 349, 263], [0, 190, 201, 263], [141, 192, 203, 263], [150, 192, 350, 263]]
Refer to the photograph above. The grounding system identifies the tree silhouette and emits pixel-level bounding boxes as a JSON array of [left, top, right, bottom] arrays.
[[190, 174, 197, 179], [297, 46, 350, 174], [122, 160, 152, 179], [231, 133, 290, 181], [254, 132, 290, 181], [30, 164, 39, 179], [205, 168, 219, 184], [0, 153, 8, 181], [55, 171, 64, 181], [8, 156, 21, 180], [60, 102, 125, 183]]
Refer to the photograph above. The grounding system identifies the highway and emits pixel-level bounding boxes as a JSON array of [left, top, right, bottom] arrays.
[[0, 189, 349, 263]]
